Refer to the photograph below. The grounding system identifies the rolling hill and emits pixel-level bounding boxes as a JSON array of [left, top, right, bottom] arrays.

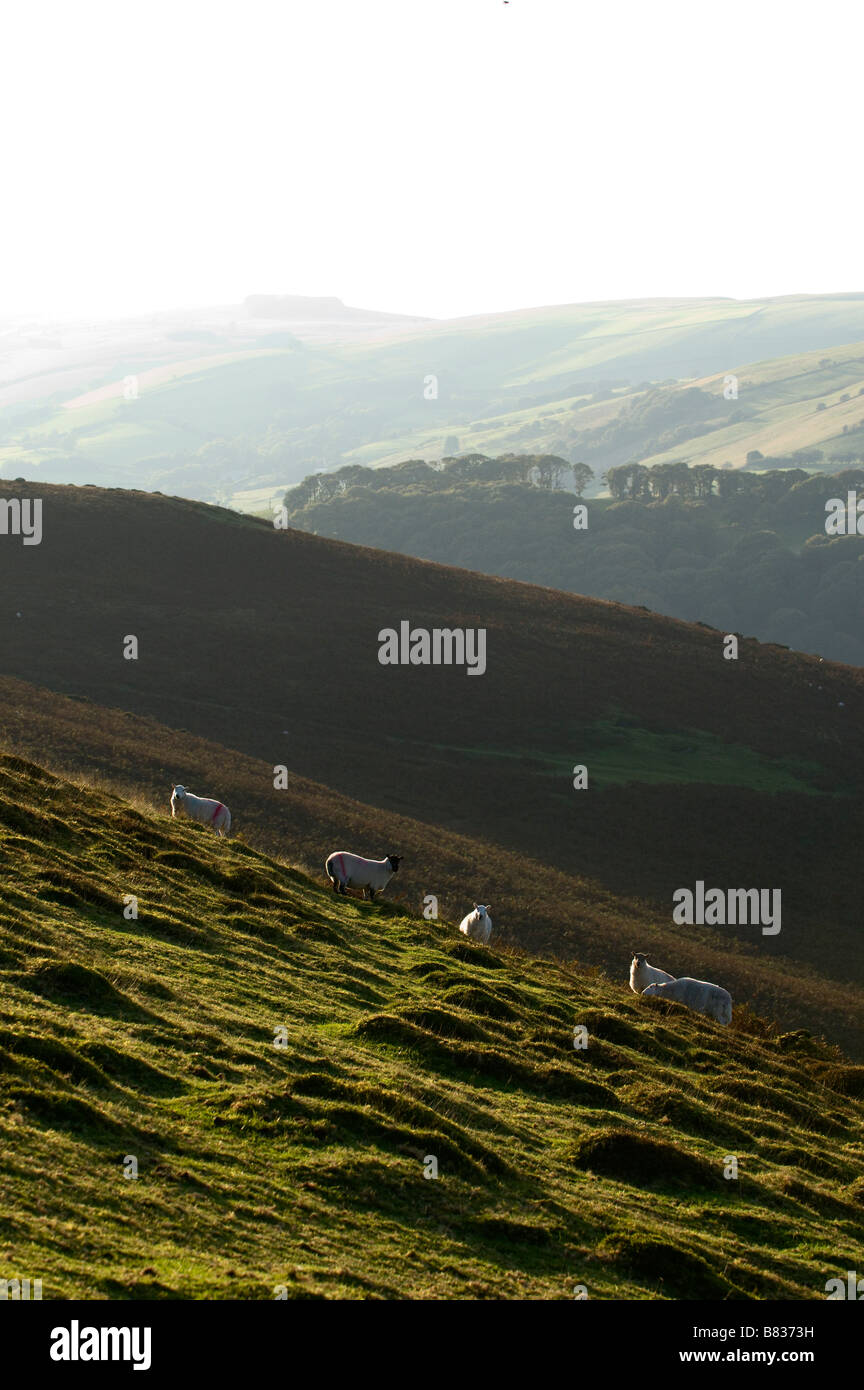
[[1, 752, 861, 1299], [6, 294, 864, 503], [1, 482, 863, 1057]]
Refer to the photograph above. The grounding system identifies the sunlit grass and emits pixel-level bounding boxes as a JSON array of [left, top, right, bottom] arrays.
[[1, 753, 861, 1300]]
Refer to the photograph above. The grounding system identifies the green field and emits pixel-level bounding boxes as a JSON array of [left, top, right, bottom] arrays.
[[423, 718, 832, 794]]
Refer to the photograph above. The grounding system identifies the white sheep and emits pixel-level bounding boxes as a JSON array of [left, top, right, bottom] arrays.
[[629, 952, 675, 994], [325, 851, 402, 901], [641, 977, 732, 1026], [458, 904, 492, 944], [170, 784, 232, 837]]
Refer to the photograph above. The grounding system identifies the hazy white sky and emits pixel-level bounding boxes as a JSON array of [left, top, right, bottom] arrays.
[[1, 0, 861, 322]]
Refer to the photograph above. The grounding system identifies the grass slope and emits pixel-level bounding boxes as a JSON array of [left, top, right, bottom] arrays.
[[638, 343, 864, 473], [1, 484, 864, 1054], [1, 754, 862, 1300], [3, 674, 862, 1059]]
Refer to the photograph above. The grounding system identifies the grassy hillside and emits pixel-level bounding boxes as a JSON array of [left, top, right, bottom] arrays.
[[1, 484, 863, 1055], [6, 295, 864, 501], [1, 753, 861, 1299], [360, 341, 864, 486], [627, 345, 864, 475], [2, 674, 862, 1059], [330, 345, 864, 484], [601, 343, 864, 478]]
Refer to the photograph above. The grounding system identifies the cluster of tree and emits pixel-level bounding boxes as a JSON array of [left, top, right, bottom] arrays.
[[602, 459, 840, 501], [283, 453, 595, 510], [283, 458, 864, 666], [605, 460, 741, 500]]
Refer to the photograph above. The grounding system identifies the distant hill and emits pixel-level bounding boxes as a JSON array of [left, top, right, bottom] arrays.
[[5, 294, 864, 503], [281, 455, 864, 665], [1, 483, 864, 1058], [242, 294, 419, 324]]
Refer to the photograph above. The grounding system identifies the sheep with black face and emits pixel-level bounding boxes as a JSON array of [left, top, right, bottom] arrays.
[[325, 851, 402, 901]]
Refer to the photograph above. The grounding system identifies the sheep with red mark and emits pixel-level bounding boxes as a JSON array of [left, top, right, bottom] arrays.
[[326, 851, 402, 901], [170, 784, 232, 837]]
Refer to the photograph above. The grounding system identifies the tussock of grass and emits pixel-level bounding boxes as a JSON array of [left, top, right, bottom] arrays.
[[575, 1129, 726, 1190], [812, 1064, 864, 1097], [597, 1233, 740, 1299]]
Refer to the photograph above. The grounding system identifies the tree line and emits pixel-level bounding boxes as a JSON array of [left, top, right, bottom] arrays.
[[284, 453, 595, 510]]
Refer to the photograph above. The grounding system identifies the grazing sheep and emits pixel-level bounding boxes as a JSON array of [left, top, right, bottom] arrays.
[[642, 977, 732, 1026], [325, 851, 402, 901], [170, 784, 232, 837], [629, 952, 675, 994], [459, 904, 492, 944]]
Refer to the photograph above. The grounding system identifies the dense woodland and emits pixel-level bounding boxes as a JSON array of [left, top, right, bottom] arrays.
[[284, 455, 864, 665]]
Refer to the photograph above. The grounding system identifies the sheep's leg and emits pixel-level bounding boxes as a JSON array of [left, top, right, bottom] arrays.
[[366, 887, 375, 902]]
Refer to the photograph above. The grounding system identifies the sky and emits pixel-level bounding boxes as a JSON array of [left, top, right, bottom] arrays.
[[1, 0, 861, 322]]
